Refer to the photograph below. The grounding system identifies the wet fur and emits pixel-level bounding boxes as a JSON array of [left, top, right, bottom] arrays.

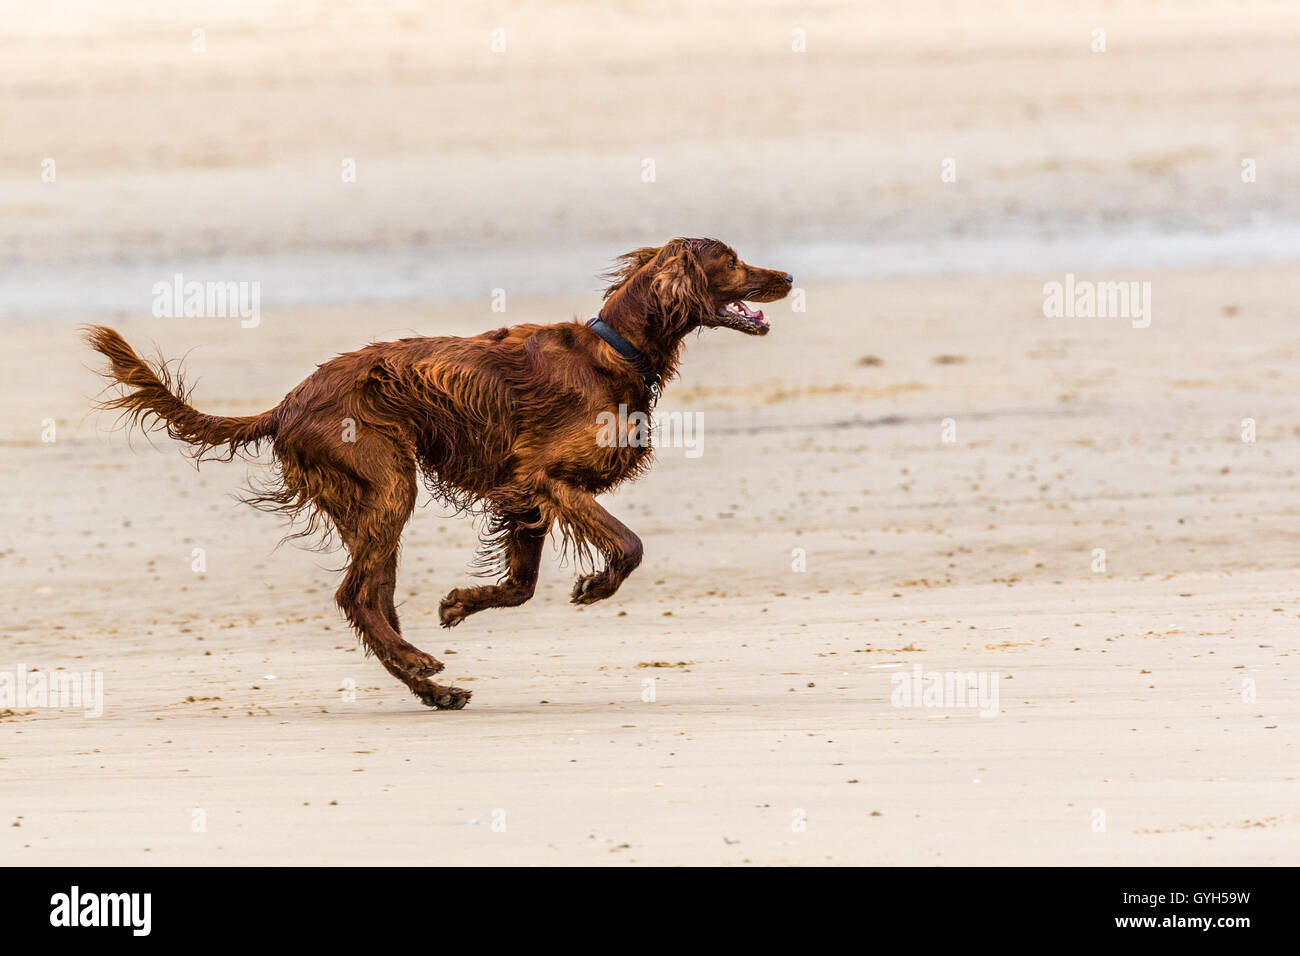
[[84, 238, 792, 709]]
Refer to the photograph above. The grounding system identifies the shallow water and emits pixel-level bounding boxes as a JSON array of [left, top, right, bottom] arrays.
[[5, 220, 1299, 321]]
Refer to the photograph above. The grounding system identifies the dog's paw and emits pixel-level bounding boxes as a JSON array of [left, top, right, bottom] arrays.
[[413, 682, 472, 710], [571, 572, 615, 605], [438, 590, 469, 628]]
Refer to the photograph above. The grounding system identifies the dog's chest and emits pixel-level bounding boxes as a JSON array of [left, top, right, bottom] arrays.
[[591, 404, 655, 481]]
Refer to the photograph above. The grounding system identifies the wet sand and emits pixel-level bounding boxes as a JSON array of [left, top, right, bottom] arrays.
[[3, 265, 1298, 864], [2, 0, 1298, 865]]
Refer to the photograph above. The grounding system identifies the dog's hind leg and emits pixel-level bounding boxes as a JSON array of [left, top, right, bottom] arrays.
[[439, 508, 547, 628], [376, 552, 403, 635], [328, 461, 471, 710]]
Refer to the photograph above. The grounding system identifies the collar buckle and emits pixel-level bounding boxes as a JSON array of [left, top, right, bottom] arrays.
[[586, 318, 660, 398]]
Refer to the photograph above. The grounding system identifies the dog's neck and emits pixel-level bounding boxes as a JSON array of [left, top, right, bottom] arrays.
[[597, 283, 690, 391]]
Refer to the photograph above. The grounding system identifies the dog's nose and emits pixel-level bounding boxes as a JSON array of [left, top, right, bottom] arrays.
[[784, 273, 794, 284]]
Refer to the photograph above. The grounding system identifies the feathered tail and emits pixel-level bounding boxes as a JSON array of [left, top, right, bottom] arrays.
[[82, 325, 276, 460]]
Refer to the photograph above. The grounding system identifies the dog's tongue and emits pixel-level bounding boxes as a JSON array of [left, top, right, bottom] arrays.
[[729, 301, 763, 319]]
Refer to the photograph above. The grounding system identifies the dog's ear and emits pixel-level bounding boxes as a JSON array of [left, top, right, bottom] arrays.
[[602, 246, 662, 300], [649, 241, 712, 335]]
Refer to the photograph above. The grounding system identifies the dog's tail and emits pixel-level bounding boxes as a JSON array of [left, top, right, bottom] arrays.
[[82, 325, 276, 459]]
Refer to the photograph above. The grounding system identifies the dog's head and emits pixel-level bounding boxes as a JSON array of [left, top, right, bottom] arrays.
[[603, 238, 793, 338]]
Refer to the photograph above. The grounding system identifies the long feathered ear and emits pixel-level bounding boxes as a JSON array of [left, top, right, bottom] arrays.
[[648, 242, 712, 335], [602, 246, 662, 300]]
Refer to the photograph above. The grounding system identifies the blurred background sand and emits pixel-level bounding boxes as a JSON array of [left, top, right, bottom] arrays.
[[1, 1, 1298, 866], [4, 0, 1299, 310]]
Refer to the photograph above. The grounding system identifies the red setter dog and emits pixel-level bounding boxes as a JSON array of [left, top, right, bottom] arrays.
[[85, 238, 793, 709]]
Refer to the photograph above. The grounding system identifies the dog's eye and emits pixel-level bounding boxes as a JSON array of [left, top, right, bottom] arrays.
[[729, 258, 738, 270]]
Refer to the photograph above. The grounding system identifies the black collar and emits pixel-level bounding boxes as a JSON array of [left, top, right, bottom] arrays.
[[586, 317, 661, 397]]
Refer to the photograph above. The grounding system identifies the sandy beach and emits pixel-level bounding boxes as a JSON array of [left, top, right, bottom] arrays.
[[2, 1, 1298, 866]]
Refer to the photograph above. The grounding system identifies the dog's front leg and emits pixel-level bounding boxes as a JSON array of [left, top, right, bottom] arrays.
[[439, 510, 547, 628], [544, 480, 643, 605]]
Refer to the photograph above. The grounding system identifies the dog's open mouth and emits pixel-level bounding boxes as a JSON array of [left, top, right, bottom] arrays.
[[713, 300, 770, 336]]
